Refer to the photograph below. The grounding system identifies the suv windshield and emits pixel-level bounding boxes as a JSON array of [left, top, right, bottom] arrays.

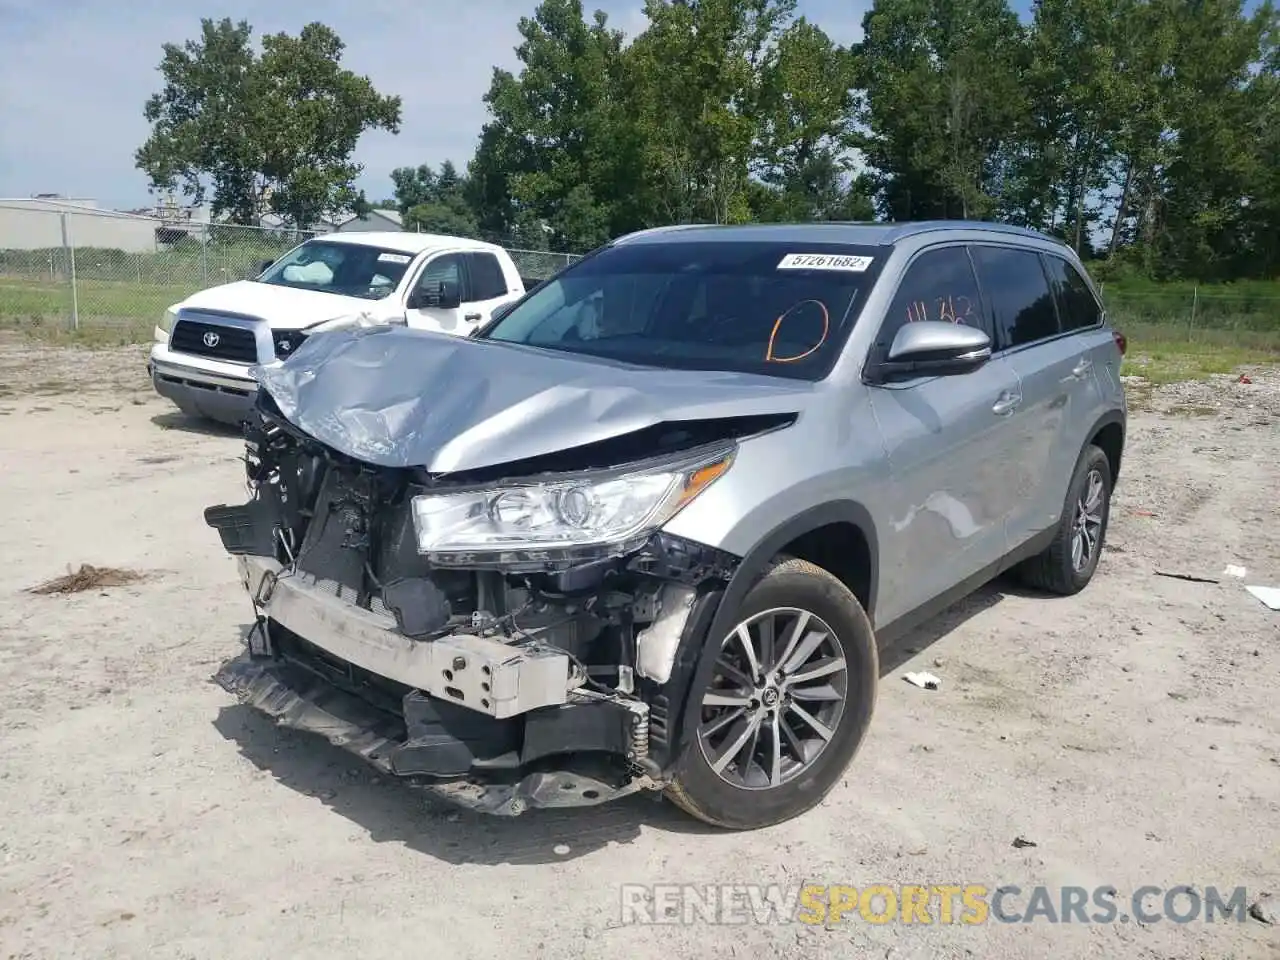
[[481, 240, 885, 380], [257, 239, 415, 300]]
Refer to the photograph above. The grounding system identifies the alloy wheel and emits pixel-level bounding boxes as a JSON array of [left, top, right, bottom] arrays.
[[697, 607, 848, 790], [1071, 467, 1106, 573]]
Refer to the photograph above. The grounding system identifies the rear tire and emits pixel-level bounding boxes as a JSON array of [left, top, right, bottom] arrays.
[[666, 558, 878, 830], [1016, 444, 1112, 595]]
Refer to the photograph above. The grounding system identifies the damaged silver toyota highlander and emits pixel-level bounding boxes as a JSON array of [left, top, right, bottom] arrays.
[[207, 221, 1126, 830]]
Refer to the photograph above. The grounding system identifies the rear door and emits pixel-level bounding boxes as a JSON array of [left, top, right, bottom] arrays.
[[864, 245, 1025, 625], [1041, 251, 1113, 497], [970, 244, 1101, 552]]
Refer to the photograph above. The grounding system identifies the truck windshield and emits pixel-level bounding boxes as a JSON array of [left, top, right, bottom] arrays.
[[480, 240, 886, 380], [257, 239, 414, 300]]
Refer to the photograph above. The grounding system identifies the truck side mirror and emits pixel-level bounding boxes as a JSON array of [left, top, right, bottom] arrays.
[[412, 279, 461, 310]]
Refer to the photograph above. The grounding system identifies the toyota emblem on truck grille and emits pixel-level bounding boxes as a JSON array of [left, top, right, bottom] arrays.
[[202, 331, 221, 348]]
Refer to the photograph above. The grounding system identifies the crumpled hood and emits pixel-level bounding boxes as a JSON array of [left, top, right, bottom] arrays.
[[179, 280, 402, 331], [251, 326, 813, 473]]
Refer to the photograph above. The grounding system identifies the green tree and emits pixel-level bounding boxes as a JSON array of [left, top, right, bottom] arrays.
[[855, 0, 1028, 221], [752, 18, 870, 220], [135, 18, 401, 228], [468, 0, 634, 250], [627, 0, 798, 225], [1143, 0, 1277, 279], [391, 160, 480, 236]]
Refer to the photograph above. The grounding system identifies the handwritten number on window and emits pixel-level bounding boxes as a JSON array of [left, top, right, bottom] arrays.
[[907, 294, 975, 324]]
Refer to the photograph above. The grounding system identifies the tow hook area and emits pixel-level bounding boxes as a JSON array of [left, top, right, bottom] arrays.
[[425, 771, 666, 817], [214, 649, 668, 815]]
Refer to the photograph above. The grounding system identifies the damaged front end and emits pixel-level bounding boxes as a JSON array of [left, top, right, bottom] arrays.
[[206, 399, 769, 815]]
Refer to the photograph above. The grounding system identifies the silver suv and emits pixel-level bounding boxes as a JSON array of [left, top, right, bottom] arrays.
[[207, 221, 1126, 830]]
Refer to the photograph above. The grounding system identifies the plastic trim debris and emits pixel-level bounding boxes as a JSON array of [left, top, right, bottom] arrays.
[[1244, 585, 1280, 611], [904, 671, 941, 690]]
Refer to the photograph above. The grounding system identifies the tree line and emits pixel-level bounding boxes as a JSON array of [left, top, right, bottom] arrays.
[[137, 0, 1280, 284]]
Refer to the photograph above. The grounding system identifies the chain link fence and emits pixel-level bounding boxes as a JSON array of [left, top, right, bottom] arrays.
[[0, 201, 581, 337], [2, 202, 1275, 347], [1097, 283, 1280, 335]]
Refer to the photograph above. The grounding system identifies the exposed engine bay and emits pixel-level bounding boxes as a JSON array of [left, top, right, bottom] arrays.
[[206, 399, 770, 815]]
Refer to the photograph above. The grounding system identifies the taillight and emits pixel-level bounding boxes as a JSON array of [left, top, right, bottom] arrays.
[[1113, 330, 1127, 355]]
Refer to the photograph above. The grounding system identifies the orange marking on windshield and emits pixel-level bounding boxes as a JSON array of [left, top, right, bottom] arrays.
[[765, 299, 830, 363]]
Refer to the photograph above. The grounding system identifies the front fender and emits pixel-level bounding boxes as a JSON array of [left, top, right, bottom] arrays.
[[651, 500, 880, 770]]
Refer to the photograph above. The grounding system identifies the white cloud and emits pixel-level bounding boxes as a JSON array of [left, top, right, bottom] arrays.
[[0, 0, 870, 210]]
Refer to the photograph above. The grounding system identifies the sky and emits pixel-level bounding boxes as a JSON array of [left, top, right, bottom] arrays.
[[0, 0, 879, 211]]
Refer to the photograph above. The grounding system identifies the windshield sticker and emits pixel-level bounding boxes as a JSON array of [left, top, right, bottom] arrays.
[[377, 252, 412, 264], [777, 253, 874, 272]]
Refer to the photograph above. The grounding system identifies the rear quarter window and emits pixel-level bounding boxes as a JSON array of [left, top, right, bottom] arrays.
[[1042, 255, 1103, 331]]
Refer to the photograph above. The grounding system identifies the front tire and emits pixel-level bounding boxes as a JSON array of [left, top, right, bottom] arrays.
[[666, 558, 878, 830]]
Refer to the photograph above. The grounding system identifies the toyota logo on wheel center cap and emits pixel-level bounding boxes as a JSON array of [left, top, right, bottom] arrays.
[[761, 687, 780, 707], [202, 331, 220, 348]]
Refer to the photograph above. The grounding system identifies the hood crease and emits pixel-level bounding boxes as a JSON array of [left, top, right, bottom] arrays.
[[251, 327, 813, 473]]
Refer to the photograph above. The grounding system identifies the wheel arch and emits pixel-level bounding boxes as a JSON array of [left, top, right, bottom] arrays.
[[1087, 409, 1125, 485], [657, 501, 880, 766]]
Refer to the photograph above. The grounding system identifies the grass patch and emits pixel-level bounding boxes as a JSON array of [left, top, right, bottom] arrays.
[[0, 277, 192, 324], [0, 314, 154, 348], [1119, 322, 1280, 384]]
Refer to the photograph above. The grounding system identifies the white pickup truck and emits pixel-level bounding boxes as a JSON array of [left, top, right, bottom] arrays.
[[148, 231, 530, 425]]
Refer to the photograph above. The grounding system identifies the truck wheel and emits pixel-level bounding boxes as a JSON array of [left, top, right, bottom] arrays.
[[666, 558, 878, 830], [1015, 444, 1112, 596]]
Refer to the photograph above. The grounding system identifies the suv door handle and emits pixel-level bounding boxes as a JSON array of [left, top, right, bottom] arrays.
[[992, 391, 1021, 416], [1070, 358, 1093, 378], [464, 313, 482, 322]]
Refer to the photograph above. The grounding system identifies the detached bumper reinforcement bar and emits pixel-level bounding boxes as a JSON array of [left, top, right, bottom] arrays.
[[237, 556, 580, 719]]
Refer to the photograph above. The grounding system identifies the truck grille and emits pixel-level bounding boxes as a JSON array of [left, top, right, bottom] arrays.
[[171, 318, 259, 364]]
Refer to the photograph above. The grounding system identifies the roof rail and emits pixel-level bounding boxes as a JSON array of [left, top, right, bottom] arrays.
[[611, 223, 713, 245], [876, 220, 1060, 244]]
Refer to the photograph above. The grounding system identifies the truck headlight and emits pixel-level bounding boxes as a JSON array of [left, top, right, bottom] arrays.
[[410, 448, 734, 564], [156, 307, 178, 342]]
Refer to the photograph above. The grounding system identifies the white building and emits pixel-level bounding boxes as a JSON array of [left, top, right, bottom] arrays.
[[0, 197, 160, 253], [333, 208, 404, 233]]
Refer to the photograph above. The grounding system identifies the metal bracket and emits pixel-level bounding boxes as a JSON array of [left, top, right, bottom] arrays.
[[246, 616, 273, 657], [253, 568, 278, 607]]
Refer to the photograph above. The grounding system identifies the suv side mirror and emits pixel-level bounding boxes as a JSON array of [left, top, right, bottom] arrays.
[[408, 279, 461, 310], [254, 259, 274, 276], [490, 301, 515, 323], [869, 321, 992, 383]]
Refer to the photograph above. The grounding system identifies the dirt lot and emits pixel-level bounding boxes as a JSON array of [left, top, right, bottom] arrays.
[[0, 334, 1277, 960]]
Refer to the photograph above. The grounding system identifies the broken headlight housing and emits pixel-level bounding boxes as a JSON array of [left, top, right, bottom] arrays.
[[410, 447, 734, 566]]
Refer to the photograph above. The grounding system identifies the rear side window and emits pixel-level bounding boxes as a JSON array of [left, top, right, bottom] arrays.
[[971, 246, 1060, 348], [467, 252, 509, 300], [1043, 255, 1102, 331], [874, 246, 986, 359]]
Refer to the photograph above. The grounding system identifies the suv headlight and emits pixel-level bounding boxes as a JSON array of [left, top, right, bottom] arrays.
[[410, 447, 734, 565]]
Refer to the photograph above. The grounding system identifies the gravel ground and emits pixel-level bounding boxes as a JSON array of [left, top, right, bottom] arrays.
[[0, 341, 1277, 960]]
